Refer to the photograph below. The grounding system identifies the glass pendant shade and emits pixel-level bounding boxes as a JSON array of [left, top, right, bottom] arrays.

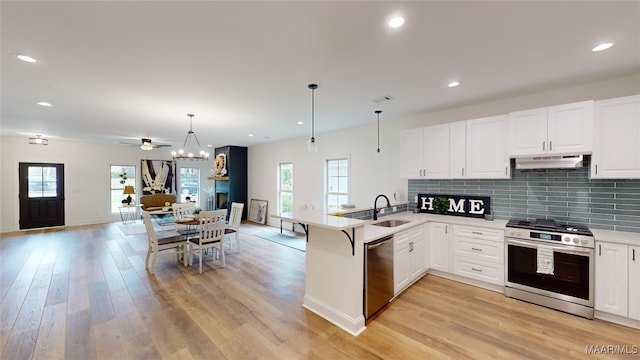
[[308, 137, 318, 153]]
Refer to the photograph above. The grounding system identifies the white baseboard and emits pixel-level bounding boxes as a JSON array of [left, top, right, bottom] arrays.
[[303, 294, 366, 336]]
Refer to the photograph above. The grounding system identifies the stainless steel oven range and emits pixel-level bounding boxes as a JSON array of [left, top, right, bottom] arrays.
[[504, 219, 595, 319]]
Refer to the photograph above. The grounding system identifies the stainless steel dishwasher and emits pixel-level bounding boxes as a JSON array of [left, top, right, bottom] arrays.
[[365, 235, 394, 319]]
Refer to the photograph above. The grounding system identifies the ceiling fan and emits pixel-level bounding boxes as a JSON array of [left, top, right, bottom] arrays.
[[120, 138, 171, 151]]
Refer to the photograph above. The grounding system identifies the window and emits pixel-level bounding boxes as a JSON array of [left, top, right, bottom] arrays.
[[179, 167, 200, 204], [278, 162, 293, 214], [326, 158, 349, 210], [110, 165, 136, 213], [28, 166, 58, 198]]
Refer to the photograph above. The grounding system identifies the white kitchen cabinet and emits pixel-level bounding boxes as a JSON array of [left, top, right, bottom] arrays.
[[452, 225, 505, 286], [466, 115, 510, 179], [449, 121, 466, 179], [422, 223, 430, 272], [595, 242, 628, 317], [591, 95, 640, 179], [400, 128, 425, 179], [628, 246, 640, 321], [429, 222, 452, 273], [508, 100, 593, 157], [401, 123, 453, 179], [423, 123, 452, 179], [393, 226, 424, 295]]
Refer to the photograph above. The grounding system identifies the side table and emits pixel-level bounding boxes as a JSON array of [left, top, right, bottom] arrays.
[[119, 204, 140, 224]]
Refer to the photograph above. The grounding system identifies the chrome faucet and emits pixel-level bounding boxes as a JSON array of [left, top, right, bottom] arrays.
[[373, 194, 391, 221]]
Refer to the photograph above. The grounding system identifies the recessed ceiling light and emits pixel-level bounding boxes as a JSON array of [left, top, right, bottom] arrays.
[[388, 16, 405, 28], [207, 144, 213, 147], [297, 121, 304, 125], [37, 102, 52, 107], [248, 133, 254, 137], [448, 81, 460, 88], [17, 54, 37, 63], [592, 42, 613, 52]]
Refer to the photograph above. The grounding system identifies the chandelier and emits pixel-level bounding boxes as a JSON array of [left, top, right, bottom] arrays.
[[171, 114, 210, 160]]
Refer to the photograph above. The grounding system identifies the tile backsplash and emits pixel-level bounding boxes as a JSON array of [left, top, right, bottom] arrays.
[[408, 158, 640, 233]]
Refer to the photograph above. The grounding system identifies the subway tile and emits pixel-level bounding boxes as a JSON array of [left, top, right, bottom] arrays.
[[614, 226, 640, 233]]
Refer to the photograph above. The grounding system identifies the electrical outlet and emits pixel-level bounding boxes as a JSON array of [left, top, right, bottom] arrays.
[[393, 206, 397, 212], [379, 208, 385, 214], [414, 195, 418, 202]]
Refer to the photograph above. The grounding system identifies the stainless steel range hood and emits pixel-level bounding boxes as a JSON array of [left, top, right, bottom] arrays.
[[515, 155, 584, 170]]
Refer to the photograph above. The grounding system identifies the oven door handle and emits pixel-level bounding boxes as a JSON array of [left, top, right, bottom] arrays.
[[507, 238, 593, 256]]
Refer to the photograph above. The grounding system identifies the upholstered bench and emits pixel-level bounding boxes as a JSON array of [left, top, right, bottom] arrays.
[[139, 193, 177, 211]]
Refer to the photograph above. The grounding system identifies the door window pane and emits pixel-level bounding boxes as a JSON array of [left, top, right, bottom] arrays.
[[28, 166, 57, 198], [326, 158, 348, 211]]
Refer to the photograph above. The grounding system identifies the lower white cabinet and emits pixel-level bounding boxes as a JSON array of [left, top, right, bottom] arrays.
[[429, 222, 452, 273], [393, 226, 424, 295], [595, 241, 640, 321], [452, 225, 505, 285]]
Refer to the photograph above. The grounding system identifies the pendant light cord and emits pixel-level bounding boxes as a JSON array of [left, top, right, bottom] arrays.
[[308, 84, 318, 142], [375, 110, 382, 153]]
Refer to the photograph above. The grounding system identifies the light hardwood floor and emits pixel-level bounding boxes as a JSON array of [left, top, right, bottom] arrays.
[[1, 221, 639, 359]]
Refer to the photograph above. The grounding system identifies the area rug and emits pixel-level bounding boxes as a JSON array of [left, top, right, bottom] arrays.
[[254, 231, 306, 252], [117, 221, 176, 236]]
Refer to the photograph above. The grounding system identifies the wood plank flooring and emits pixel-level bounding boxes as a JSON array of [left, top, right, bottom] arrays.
[[1, 221, 639, 359]]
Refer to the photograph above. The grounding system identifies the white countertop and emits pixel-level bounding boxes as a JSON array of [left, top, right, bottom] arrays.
[[591, 228, 640, 246], [272, 209, 367, 231]]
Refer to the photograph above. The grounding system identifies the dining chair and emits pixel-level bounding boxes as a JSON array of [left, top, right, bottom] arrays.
[[173, 202, 196, 235], [188, 209, 227, 273], [141, 211, 189, 274], [224, 202, 244, 253]]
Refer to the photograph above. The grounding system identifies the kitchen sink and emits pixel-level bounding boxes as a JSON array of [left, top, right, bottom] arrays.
[[371, 219, 410, 228]]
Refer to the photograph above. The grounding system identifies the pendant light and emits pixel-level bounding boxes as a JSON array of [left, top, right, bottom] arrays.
[[171, 114, 210, 160], [375, 110, 382, 160], [307, 83, 318, 153]]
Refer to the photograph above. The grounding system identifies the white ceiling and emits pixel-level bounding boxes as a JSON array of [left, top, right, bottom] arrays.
[[2, 1, 639, 150]]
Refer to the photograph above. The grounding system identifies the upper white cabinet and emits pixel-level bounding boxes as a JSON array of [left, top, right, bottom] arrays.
[[401, 123, 452, 179], [466, 115, 510, 179], [591, 95, 640, 179], [401, 116, 509, 179], [508, 100, 594, 157]]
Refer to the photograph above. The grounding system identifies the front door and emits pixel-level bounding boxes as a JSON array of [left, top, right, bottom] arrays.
[[18, 162, 65, 229]]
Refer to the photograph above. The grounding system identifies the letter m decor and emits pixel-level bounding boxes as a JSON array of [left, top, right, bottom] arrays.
[[417, 193, 491, 218]]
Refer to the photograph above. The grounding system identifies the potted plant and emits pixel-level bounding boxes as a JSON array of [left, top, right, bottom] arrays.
[[192, 207, 202, 220], [433, 196, 449, 215]]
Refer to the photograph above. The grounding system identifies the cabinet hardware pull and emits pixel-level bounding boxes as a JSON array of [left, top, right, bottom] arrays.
[[505, 166, 507, 175], [409, 242, 413, 252], [550, 140, 552, 151], [598, 244, 601, 256], [471, 268, 482, 272], [445, 225, 448, 234], [471, 231, 483, 235], [595, 164, 598, 174], [543, 141, 545, 151], [462, 168, 464, 176], [633, 249, 636, 261], [471, 247, 482, 252]]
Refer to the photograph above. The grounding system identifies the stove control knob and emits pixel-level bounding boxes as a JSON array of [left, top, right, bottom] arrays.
[[581, 239, 588, 245], [572, 237, 579, 244], [563, 236, 571, 243]]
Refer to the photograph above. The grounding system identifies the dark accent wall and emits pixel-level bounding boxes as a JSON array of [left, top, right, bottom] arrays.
[[214, 146, 248, 219], [408, 157, 640, 233]]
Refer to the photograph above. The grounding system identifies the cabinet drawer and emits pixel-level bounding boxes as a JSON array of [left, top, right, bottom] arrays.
[[454, 255, 504, 285], [454, 236, 504, 263], [453, 225, 504, 242]]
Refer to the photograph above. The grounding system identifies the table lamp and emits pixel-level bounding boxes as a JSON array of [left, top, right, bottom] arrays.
[[123, 186, 135, 204]]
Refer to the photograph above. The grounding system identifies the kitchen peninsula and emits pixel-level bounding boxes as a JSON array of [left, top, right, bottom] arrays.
[[273, 210, 369, 335]]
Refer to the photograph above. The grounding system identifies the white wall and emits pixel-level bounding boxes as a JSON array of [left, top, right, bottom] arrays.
[[0, 137, 214, 233], [248, 74, 640, 227]]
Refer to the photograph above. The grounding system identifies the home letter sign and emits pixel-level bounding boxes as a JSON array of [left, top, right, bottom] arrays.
[[417, 194, 491, 218]]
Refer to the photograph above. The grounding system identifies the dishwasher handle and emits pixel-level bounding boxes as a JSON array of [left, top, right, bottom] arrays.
[[367, 236, 393, 249]]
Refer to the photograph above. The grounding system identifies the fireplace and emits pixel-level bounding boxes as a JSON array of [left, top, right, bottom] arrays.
[[216, 192, 228, 209]]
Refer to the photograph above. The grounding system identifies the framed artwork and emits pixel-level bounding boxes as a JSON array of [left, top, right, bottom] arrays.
[[140, 159, 177, 195], [248, 199, 268, 224]]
